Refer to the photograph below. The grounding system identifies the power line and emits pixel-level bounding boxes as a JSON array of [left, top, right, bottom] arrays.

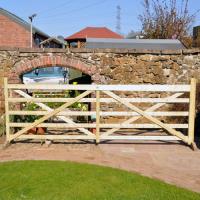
[[37, 0, 108, 20], [36, 0, 74, 15], [20, 0, 75, 20], [36, 10, 115, 25]]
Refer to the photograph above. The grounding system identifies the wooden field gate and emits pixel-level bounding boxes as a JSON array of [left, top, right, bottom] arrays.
[[4, 78, 196, 148]]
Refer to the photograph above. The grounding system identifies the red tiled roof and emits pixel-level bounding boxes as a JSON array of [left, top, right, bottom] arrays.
[[65, 27, 123, 40]]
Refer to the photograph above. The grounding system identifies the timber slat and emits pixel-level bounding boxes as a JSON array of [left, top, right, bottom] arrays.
[[8, 111, 189, 116], [9, 123, 188, 129], [8, 97, 189, 103], [17, 135, 180, 141], [8, 84, 190, 92]]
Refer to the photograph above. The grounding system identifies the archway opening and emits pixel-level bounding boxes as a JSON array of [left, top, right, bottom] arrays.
[[21, 66, 92, 85]]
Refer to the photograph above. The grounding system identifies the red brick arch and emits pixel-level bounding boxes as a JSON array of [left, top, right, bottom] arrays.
[[13, 55, 97, 83]]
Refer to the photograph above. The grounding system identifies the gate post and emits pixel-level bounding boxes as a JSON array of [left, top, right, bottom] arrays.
[[188, 78, 196, 146], [96, 90, 100, 144], [4, 78, 10, 144]]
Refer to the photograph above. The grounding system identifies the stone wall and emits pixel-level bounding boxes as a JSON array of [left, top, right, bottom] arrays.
[[1, 47, 200, 115]]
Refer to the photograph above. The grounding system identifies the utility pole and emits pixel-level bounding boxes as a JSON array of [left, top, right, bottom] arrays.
[[28, 14, 37, 48], [116, 5, 121, 34]]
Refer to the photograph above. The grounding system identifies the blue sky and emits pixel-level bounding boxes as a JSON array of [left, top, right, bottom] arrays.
[[0, 0, 199, 37]]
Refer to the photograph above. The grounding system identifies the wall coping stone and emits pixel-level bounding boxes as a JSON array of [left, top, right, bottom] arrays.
[[0, 46, 200, 55]]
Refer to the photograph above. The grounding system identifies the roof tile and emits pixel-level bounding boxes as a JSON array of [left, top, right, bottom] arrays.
[[65, 27, 123, 40]]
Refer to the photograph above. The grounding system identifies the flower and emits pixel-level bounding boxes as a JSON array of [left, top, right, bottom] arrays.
[[77, 103, 82, 108], [82, 105, 87, 111]]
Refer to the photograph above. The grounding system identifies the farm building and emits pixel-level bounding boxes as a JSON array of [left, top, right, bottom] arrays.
[[85, 38, 186, 50], [65, 27, 123, 48]]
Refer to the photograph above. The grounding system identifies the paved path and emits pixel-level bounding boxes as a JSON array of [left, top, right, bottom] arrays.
[[0, 140, 200, 193]]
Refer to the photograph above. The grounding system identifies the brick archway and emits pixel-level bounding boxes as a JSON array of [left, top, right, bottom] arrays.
[[12, 55, 97, 83]]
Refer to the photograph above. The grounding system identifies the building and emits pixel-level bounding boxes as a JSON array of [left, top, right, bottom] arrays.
[[65, 27, 123, 48], [85, 38, 186, 50], [39, 36, 67, 48], [65, 27, 185, 50], [0, 7, 64, 48], [193, 26, 200, 47]]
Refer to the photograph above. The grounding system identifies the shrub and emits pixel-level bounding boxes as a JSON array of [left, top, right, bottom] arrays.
[[0, 115, 5, 137]]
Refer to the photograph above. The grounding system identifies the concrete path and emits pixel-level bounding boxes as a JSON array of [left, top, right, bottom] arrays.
[[0, 140, 200, 193]]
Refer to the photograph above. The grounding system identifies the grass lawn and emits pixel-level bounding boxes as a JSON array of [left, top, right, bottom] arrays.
[[0, 161, 199, 200]]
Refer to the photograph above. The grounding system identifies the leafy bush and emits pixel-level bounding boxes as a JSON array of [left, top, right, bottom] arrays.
[[0, 115, 5, 137]]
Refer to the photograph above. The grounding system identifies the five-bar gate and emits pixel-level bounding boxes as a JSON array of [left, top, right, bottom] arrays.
[[4, 78, 196, 148]]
